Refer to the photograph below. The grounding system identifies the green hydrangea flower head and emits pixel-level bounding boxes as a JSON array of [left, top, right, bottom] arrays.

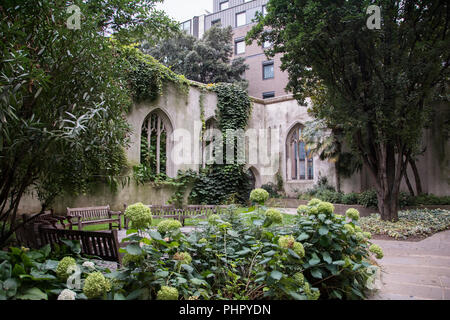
[[265, 208, 283, 224], [297, 205, 309, 215], [354, 225, 362, 232], [199, 238, 208, 244], [83, 272, 111, 299], [250, 188, 270, 205], [293, 242, 305, 258], [369, 244, 384, 259], [56, 256, 77, 281], [157, 286, 179, 300], [307, 198, 322, 207], [278, 235, 295, 249], [355, 232, 365, 242], [308, 206, 319, 216], [174, 252, 192, 265], [157, 219, 182, 234], [303, 282, 320, 300], [363, 232, 372, 239], [125, 203, 153, 230], [317, 202, 334, 215], [293, 272, 305, 286], [346, 208, 360, 221], [122, 253, 144, 267], [334, 214, 344, 220], [344, 224, 355, 234], [208, 214, 220, 224]]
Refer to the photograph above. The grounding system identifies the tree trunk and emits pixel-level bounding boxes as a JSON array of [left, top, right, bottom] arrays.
[[335, 162, 341, 193], [404, 167, 415, 196], [373, 142, 403, 222], [409, 157, 423, 195]]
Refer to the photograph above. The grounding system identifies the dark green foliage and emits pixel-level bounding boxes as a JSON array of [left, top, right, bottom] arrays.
[[357, 190, 378, 209], [261, 183, 280, 199], [0, 0, 177, 246], [99, 204, 379, 300], [247, 0, 449, 221], [144, 25, 248, 87], [341, 193, 360, 205], [189, 84, 253, 205], [0, 240, 107, 300]]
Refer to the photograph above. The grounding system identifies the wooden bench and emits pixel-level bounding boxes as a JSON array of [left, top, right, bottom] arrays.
[[123, 204, 230, 228], [39, 226, 122, 264], [15, 210, 66, 249], [66, 206, 123, 231]]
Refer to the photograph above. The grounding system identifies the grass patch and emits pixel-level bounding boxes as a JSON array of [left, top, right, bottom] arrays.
[[359, 209, 450, 240]]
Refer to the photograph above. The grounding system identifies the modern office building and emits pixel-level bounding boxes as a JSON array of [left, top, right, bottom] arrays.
[[182, 0, 290, 99]]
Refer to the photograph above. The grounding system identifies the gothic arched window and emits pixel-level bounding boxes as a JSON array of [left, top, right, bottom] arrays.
[[140, 110, 173, 176], [286, 124, 314, 181]]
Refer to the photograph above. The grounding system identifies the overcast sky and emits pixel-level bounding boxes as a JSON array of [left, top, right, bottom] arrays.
[[156, 0, 213, 23]]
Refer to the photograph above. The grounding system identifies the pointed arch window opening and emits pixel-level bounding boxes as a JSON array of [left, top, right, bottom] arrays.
[[141, 112, 169, 176], [287, 124, 314, 181]]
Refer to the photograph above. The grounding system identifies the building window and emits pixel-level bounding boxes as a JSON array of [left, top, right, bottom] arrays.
[[263, 61, 274, 80], [244, 0, 252, 3], [235, 39, 245, 54], [236, 12, 246, 27], [286, 124, 314, 181], [211, 19, 221, 27], [263, 91, 275, 99], [220, 1, 229, 11], [181, 20, 191, 34], [262, 5, 267, 17]]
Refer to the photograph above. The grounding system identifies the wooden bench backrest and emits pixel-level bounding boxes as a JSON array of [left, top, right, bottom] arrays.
[[39, 226, 120, 263], [67, 206, 110, 220]]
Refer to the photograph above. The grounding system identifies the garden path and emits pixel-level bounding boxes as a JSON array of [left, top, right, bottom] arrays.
[[369, 230, 450, 300]]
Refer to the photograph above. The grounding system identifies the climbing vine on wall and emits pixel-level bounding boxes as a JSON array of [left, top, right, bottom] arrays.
[[189, 83, 253, 205]]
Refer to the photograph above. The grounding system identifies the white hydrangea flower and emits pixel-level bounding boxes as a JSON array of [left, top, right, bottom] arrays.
[[57, 289, 76, 300], [82, 261, 96, 270]]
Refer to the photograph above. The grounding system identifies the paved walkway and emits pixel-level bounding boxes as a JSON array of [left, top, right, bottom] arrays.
[[369, 230, 450, 300]]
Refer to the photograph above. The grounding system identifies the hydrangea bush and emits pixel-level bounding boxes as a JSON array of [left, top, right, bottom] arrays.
[[2, 200, 382, 300], [249, 188, 270, 205], [124, 202, 153, 230]]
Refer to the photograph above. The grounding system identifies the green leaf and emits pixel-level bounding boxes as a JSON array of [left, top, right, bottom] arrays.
[[148, 230, 162, 241], [126, 243, 143, 255], [318, 226, 329, 236], [309, 253, 321, 266], [297, 233, 309, 241], [263, 250, 276, 257], [126, 289, 145, 300], [310, 268, 322, 279], [287, 249, 300, 259], [3, 278, 18, 297], [16, 287, 47, 300], [333, 260, 345, 266], [114, 293, 127, 300], [181, 264, 193, 273], [12, 264, 26, 276], [322, 252, 332, 264], [270, 270, 283, 281], [154, 270, 169, 278]]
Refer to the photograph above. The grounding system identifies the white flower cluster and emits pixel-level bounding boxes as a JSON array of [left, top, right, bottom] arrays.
[[57, 289, 76, 300], [82, 261, 96, 270]]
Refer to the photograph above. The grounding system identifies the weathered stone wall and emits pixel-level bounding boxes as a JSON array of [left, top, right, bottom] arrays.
[[17, 83, 449, 215]]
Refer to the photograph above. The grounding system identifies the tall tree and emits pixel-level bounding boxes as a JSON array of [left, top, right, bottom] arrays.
[[247, 0, 449, 221], [144, 25, 249, 87], [0, 0, 176, 245]]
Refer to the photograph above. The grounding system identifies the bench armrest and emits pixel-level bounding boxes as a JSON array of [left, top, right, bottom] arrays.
[[108, 210, 122, 217]]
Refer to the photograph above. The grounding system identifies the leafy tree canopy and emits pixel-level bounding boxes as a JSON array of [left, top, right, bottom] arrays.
[[0, 0, 176, 244], [247, 0, 449, 221], [143, 25, 249, 87]]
